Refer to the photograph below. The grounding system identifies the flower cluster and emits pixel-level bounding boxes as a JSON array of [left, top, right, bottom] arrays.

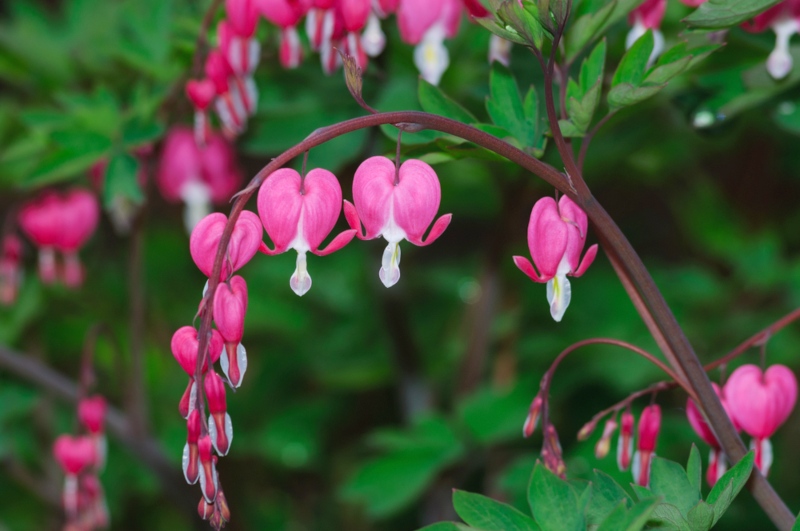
[[53, 395, 108, 530], [17, 188, 99, 289], [173, 153, 449, 525]]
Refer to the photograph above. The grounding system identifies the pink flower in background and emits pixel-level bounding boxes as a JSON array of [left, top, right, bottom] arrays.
[[189, 211, 265, 282], [742, 0, 800, 79], [156, 127, 243, 232], [78, 395, 108, 469], [186, 79, 217, 146], [397, 0, 462, 84], [217, 21, 259, 116], [18, 189, 99, 287], [213, 275, 249, 387], [686, 383, 739, 486], [205, 49, 249, 136], [632, 404, 661, 486], [724, 364, 797, 475], [595, 417, 618, 459], [513, 195, 598, 322], [617, 409, 634, 471], [626, 0, 667, 64], [258, 0, 309, 68], [257, 168, 356, 296], [344, 156, 451, 288], [0, 234, 22, 305], [53, 435, 97, 518]]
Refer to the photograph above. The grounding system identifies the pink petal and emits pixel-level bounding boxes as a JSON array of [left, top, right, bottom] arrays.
[[54, 189, 100, 252], [53, 435, 96, 475], [256, 0, 307, 27], [725, 364, 797, 439], [213, 275, 247, 343], [190, 211, 263, 279], [513, 255, 547, 283], [629, 0, 667, 29], [314, 229, 357, 256], [572, 244, 598, 278], [186, 79, 217, 111], [528, 197, 568, 279], [558, 195, 589, 272], [300, 168, 345, 251], [257, 168, 304, 252], [226, 0, 259, 37], [338, 0, 371, 31], [200, 133, 242, 204], [352, 156, 395, 239], [397, 0, 442, 44], [392, 159, 444, 243], [410, 213, 451, 246], [171, 326, 223, 377], [343, 200, 367, 239]]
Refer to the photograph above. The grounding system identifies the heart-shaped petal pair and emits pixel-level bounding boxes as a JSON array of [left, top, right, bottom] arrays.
[[171, 326, 224, 377], [190, 211, 265, 280]]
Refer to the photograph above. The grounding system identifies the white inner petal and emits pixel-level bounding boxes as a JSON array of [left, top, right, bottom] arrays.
[[290, 251, 312, 296], [180, 180, 212, 233], [414, 22, 450, 86], [379, 241, 401, 288]]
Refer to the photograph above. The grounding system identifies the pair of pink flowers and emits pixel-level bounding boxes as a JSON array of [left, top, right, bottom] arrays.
[[257, 156, 450, 295], [687, 363, 797, 484], [18, 188, 99, 288], [608, 406, 662, 486]]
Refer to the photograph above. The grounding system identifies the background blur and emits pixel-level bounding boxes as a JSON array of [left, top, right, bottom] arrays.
[[1, 0, 799, 529]]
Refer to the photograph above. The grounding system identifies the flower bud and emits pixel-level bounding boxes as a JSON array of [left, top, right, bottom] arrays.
[[522, 395, 543, 438], [617, 409, 634, 471], [577, 418, 597, 441], [594, 418, 618, 459], [183, 410, 202, 485], [198, 435, 218, 504], [205, 371, 233, 456]]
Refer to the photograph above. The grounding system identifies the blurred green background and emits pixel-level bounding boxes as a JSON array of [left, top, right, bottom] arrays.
[[1, 0, 799, 529]]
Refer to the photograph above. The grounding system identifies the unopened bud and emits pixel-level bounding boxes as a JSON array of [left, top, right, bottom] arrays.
[[577, 419, 598, 441], [617, 409, 635, 471], [217, 489, 231, 523], [198, 436, 218, 503], [595, 418, 618, 459], [522, 395, 543, 438], [198, 498, 214, 520]]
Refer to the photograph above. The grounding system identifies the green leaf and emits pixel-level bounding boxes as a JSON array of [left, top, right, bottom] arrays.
[[24, 132, 111, 187], [416, 522, 471, 531], [565, 0, 645, 62], [686, 445, 702, 496], [644, 55, 692, 85], [612, 31, 654, 88], [684, 0, 782, 29], [624, 498, 661, 531], [649, 456, 700, 517], [104, 153, 144, 208], [487, 63, 526, 140], [687, 501, 715, 531], [528, 462, 584, 531], [474, 16, 529, 45], [607, 83, 664, 109], [419, 79, 477, 124], [706, 451, 754, 526], [453, 490, 540, 531], [558, 119, 585, 138], [581, 39, 607, 96], [586, 470, 632, 526], [496, 0, 545, 49], [650, 503, 691, 531], [631, 484, 654, 501], [121, 119, 164, 150]]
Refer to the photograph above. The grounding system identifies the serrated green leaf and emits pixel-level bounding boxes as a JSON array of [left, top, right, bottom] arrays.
[[645, 56, 692, 85], [607, 83, 664, 109], [487, 63, 526, 138], [104, 152, 144, 207], [684, 0, 782, 29], [649, 456, 700, 516], [453, 490, 540, 531], [528, 462, 584, 531], [706, 451, 754, 526], [475, 16, 529, 45], [612, 31, 654, 87], [687, 501, 714, 531], [419, 79, 477, 124], [581, 40, 607, 95], [686, 445, 702, 496], [586, 470, 632, 526]]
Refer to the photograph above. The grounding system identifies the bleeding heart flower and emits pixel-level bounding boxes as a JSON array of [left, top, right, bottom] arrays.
[[213, 275, 248, 387], [205, 371, 233, 455], [513, 195, 598, 322], [183, 409, 202, 485], [257, 167, 356, 296], [344, 156, 451, 288], [172, 326, 225, 418], [53, 435, 96, 475], [258, 0, 309, 68], [198, 435, 219, 503], [632, 404, 661, 486], [190, 211, 265, 281], [78, 396, 107, 435], [617, 409, 634, 471], [686, 383, 739, 486], [226, 0, 259, 37], [397, 0, 461, 84], [724, 364, 797, 475], [741, 0, 800, 79]]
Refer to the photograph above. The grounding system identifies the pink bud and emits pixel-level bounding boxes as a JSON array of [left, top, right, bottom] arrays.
[[179, 379, 197, 420], [397, 0, 461, 44], [595, 418, 618, 459], [632, 405, 661, 486], [205, 371, 233, 455], [214, 276, 248, 387], [686, 382, 739, 449], [512, 195, 598, 322], [337, 0, 371, 32], [258, 168, 356, 296], [18, 191, 62, 249], [199, 498, 214, 520], [577, 419, 598, 441], [189, 211, 265, 281], [205, 50, 234, 95], [171, 326, 224, 377], [53, 190, 99, 253], [257, 0, 308, 27], [53, 435, 96, 475], [226, 0, 260, 37], [462, 0, 489, 18], [617, 409, 634, 471], [198, 435, 219, 503], [522, 395, 543, 438], [78, 396, 107, 435], [628, 0, 667, 29], [183, 410, 202, 484], [344, 156, 451, 288]]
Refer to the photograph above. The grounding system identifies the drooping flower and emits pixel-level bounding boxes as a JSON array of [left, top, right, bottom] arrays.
[[189, 211, 265, 282], [595, 417, 618, 459], [257, 167, 356, 296], [78, 395, 108, 469], [397, 0, 462, 84], [197, 435, 219, 503], [183, 409, 202, 485], [724, 364, 798, 476], [205, 49, 248, 136], [205, 370, 233, 456], [742, 0, 800, 80], [186, 79, 217, 146], [522, 394, 543, 438], [257, 0, 309, 68], [513, 195, 598, 322], [686, 383, 740, 486], [632, 404, 661, 486], [53, 435, 97, 518], [626, 0, 667, 66], [617, 408, 634, 471], [213, 275, 249, 388], [156, 127, 243, 231], [344, 156, 452, 288], [217, 21, 259, 116], [171, 326, 225, 418]]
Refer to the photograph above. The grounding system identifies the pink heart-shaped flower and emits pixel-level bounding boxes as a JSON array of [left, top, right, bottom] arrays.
[[171, 326, 224, 376], [186, 79, 217, 110], [53, 435, 96, 475], [55, 189, 100, 252], [213, 275, 247, 344], [190, 211, 264, 280], [724, 364, 798, 439]]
